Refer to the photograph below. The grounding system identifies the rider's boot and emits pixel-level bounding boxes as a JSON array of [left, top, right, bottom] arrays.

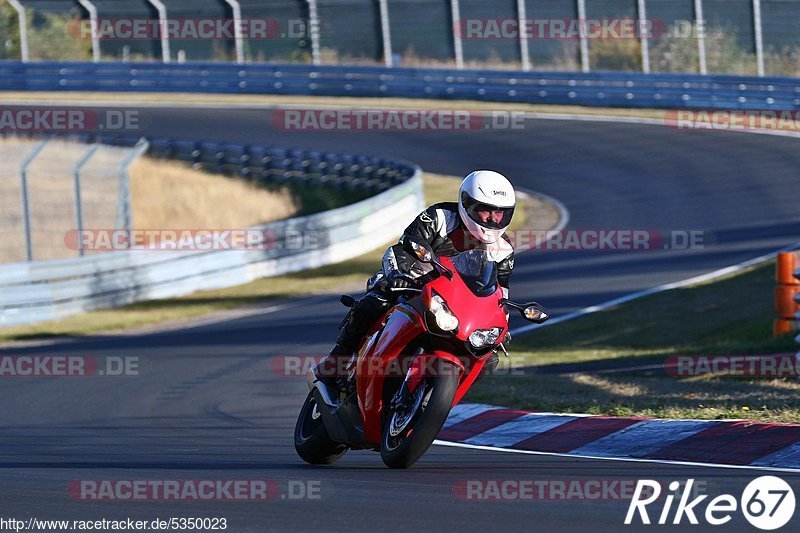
[[315, 292, 390, 392], [314, 343, 351, 391]]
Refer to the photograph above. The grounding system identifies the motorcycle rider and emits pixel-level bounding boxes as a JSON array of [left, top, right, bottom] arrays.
[[317, 170, 517, 388]]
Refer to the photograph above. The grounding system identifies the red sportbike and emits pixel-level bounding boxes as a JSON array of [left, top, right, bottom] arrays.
[[294, 235, 549, 468]]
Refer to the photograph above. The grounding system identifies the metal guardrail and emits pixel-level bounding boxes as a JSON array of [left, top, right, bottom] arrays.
[[1, 62, 799, 110], [0, 134, 423, 327]]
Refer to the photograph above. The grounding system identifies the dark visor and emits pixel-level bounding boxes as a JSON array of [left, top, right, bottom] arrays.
[[462, 191, 515, 229]]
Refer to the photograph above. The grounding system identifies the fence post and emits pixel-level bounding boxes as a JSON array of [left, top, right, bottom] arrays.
[[450, 0, 464, 69], [7, 0, 29, 62], [76, 0, 101, 62], [117, 139, 150, 233], [378, 0, 393, 67], [19, 140, 48, 262], [516, 0, 530, 71], [73, 144, 100, 257], [752, 0, 765, 77], [222, 0, 245, 64], [637, 0, 650, 74], [146, 0, 171, 63], [576, 0, 590, 73], [694, 0, 707, 75], [307, 0, 321, 65]]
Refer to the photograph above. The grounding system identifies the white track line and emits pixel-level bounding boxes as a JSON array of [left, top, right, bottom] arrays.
[[433, 439, 800, 474]]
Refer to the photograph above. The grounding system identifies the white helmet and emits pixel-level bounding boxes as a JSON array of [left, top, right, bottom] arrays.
[[458, 170, 516, 244]]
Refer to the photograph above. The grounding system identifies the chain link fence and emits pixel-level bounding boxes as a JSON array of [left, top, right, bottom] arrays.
[[0, 136, 145, 263], [1, 0, 800, 76]]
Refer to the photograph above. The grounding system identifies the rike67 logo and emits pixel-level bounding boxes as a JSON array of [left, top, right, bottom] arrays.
[[625, 477, 795, 530]]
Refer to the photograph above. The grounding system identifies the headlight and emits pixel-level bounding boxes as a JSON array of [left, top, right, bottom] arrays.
[[468, 327, 503, 349], [428, 293, 459, 332]]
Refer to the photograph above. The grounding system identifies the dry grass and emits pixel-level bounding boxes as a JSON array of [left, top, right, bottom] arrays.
[[128, 157, 297, 229], [0, 138, 299, 263]]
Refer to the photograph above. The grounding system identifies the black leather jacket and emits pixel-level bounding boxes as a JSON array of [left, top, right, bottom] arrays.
[[375, 202, 515, 291]]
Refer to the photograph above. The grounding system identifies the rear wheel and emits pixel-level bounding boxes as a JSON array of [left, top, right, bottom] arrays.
[[294, 391, 348, 465], [380, 360, 459, 469]]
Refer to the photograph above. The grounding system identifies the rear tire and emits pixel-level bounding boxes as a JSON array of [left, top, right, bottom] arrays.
[[380, 360, 459, 469], [294, 391, 348, 465]]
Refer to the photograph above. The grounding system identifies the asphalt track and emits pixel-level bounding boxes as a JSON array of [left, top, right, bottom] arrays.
[[2, 105, 800, 531]]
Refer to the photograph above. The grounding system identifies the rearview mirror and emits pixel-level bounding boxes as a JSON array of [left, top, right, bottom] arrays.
[[501, 299, 550, 324], [523, 304, 549, 324]]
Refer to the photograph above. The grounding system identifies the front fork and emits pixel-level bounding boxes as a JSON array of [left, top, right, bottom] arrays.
[[398, 345, 507, 409]]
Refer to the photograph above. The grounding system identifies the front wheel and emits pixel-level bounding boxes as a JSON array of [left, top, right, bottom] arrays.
[[294, 391, 348, 465], [380, 360, 460, 469]]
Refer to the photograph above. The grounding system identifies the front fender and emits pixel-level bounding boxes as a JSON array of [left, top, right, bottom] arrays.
[[405, 351, 466, 394]]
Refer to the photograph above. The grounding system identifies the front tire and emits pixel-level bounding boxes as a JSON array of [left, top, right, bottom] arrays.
[[380, 361, 459, 469], [294, 391, 348, 465]]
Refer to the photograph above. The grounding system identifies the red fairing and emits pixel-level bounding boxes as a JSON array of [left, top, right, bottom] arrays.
[[453, 355, 488, 406], [424, 256, 508, 343], [356, 305, 425, 445], [354, 256, 511, 446]]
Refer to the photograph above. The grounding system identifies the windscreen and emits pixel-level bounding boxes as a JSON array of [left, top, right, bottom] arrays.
[[450, 250, 498, 297]]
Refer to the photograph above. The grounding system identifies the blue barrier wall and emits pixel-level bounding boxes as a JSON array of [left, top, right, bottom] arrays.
[[0, 61, 799, 110]]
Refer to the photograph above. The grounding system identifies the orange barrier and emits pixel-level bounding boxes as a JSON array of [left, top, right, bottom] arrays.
[[774, 252, 800, 337], [774, 319, 800, 337], [776, 252, 800, 285], [775, 285, 800, 319]]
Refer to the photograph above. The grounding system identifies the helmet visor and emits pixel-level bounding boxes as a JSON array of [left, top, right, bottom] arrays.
[[461, 191, 515, 230]]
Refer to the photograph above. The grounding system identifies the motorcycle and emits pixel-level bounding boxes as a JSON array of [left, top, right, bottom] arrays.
[[294, 235, 550, 468]]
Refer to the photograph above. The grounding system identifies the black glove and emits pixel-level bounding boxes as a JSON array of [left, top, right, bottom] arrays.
[[386, 271, 417, 290]]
